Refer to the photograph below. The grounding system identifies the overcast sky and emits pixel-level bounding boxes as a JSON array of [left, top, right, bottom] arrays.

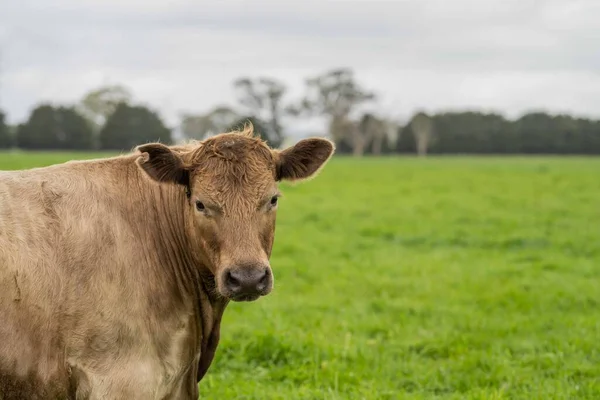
[[1, 0, 599, 135]]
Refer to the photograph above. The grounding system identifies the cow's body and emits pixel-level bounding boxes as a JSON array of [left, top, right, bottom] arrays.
[[0, 155, 223, 399], [0, 128, 334, 399]]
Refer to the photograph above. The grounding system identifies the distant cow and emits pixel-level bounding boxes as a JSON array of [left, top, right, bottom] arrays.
[[0, 126, 334, 399]]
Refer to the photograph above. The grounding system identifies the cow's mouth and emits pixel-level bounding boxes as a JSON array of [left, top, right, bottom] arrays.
[[230, 293, 262, 302]]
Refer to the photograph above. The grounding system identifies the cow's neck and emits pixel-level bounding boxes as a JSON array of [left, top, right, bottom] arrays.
[[125, 158, 228, 381], [148, 182, 200, 300]]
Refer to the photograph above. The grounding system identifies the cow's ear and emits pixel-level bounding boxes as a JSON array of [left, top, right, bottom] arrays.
[[136, 143, 190, 186], [275, 138, 335, 182]]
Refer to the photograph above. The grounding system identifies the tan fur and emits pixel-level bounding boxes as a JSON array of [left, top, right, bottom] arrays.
[[0, 125, 334, 399]]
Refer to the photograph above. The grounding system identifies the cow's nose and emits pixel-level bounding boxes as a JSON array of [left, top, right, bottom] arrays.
[[223, 265, 272, 300]]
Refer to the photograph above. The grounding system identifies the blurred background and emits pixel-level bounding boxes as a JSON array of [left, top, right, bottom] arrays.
[[1, 1, 599, 399], [1, 0, 599, 153]]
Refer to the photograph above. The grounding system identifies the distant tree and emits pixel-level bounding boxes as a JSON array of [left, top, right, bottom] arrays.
[[380, 119, 401, 155], [395, 110, 600, 155], [0, 109, 11, 149], [576, 117, 600, 155], [513, 112, 577, 154], [78, 85, 132, 130], [396, 123, 415, 154], [512, 112, 549, 153], [180, 114, 212, 141], [430, 111, 514, 154], [327, 117, 359, 155], [290, 68, 375, 120], [233, 77, 287, 148], [16, 104, 93, 150], [409, 112, 435, 157], [357, 113, 398, 156], [225, 116, 274, 144], [56, 107, 95, 150], [99, 103, 171, 150], [290, 68, 375, 153], [17, 104, 61, 149], [180, 105, 240, 140]]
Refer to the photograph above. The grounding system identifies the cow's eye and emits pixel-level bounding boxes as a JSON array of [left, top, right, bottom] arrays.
[[196, 201, 205, 212], [270, 196, 278, 207]]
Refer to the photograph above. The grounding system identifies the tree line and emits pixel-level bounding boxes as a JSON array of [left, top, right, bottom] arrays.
[[0, 67, 599, 155]]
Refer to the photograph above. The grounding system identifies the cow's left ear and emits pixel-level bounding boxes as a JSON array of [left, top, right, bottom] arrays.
[[275, 138, 335, 182], [136, 143, 190, 186]]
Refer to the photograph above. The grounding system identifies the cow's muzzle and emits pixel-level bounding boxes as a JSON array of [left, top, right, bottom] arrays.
[[221, 263, 273, 302]]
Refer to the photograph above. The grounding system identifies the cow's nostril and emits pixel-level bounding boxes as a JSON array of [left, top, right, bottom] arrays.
[[226, 270, 241, 291], [254, 269, 270, 292], [258, 270, 269, 286]]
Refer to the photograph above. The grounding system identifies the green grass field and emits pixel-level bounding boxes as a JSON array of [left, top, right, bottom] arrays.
[[2, 152, 599, 399]]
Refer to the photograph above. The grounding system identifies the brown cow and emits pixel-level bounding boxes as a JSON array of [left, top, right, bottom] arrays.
[[0, 126, 334, 399]]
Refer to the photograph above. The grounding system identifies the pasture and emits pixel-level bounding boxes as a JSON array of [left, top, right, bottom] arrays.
[[1, 151, 599, 399]]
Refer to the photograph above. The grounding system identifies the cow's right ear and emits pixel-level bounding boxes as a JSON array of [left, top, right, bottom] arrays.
[[136, 143, 190, 186]]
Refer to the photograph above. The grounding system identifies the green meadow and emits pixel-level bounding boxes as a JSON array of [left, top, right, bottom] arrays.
[[2, 152, 600, 399]]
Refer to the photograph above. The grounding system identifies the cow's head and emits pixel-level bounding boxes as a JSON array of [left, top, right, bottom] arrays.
[[135, 126, 334, 302]]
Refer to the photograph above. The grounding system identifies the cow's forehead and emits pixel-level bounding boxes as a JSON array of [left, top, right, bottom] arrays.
[[185, 133, 277, 209], [186, 132, 274, 166]]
